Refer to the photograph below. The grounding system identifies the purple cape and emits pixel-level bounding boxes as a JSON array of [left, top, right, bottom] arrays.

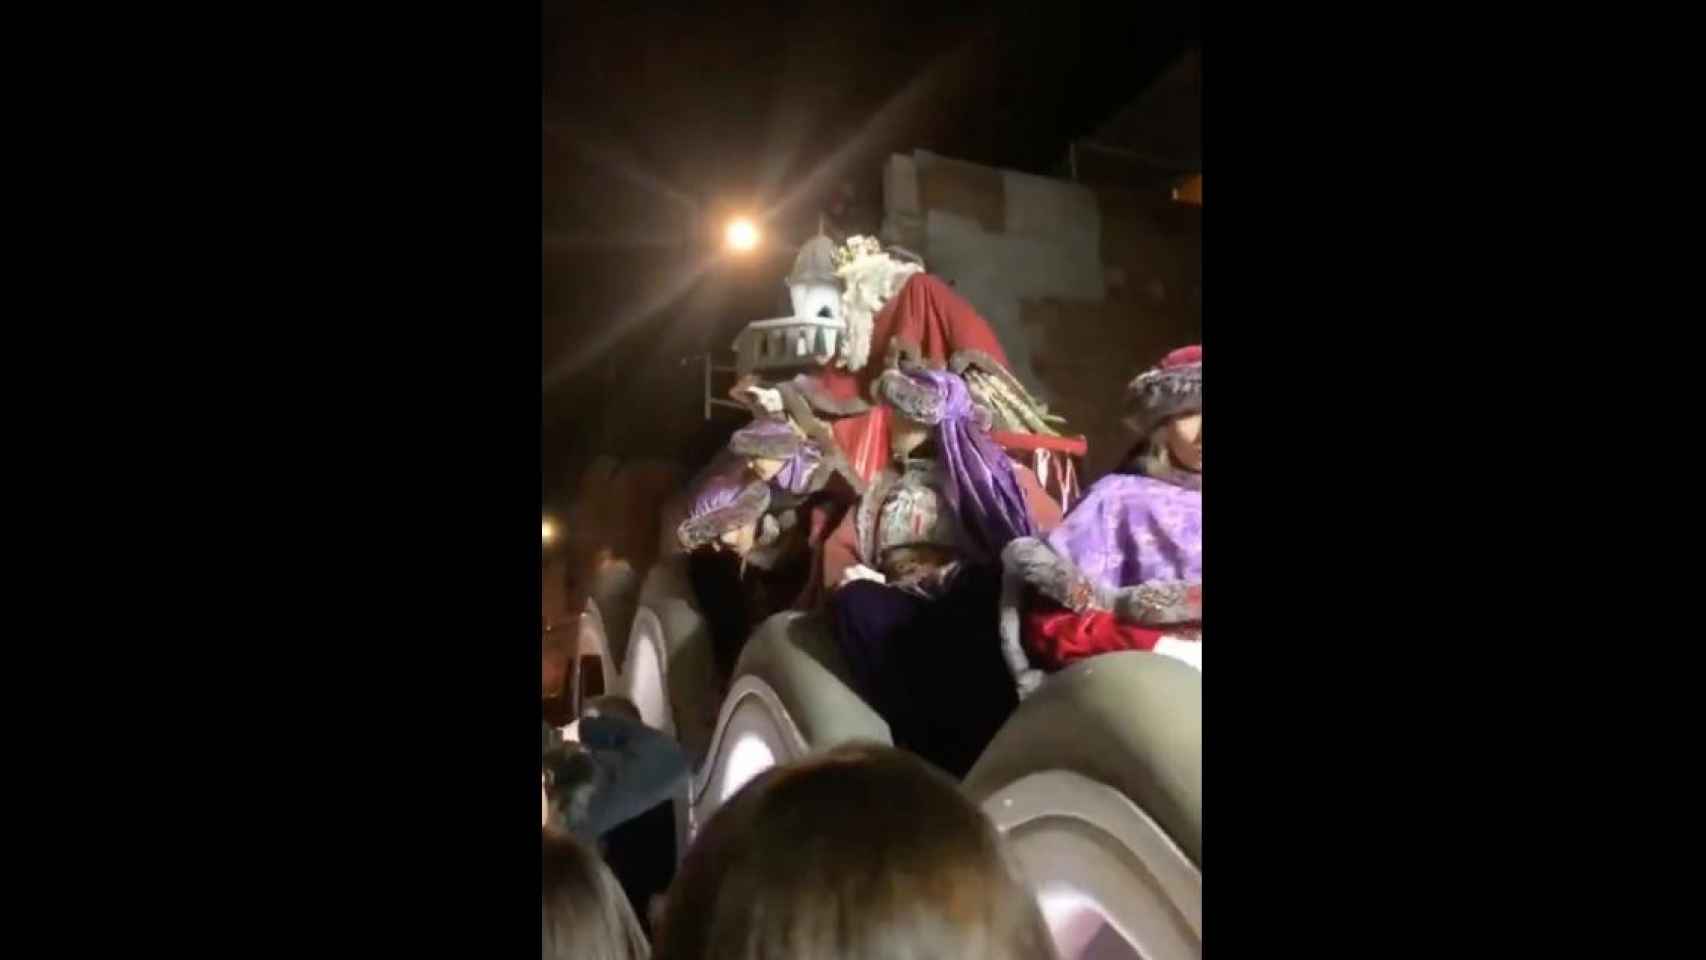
[[906, 367, 1035, 560], [771, 445, 822, 495], [1045, 473, 1201, 590]]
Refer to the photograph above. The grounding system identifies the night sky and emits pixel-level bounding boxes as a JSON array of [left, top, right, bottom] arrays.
[[542, 1, 1199, 493]]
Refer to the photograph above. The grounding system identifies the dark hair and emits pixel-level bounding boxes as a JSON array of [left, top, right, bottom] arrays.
[[542, 829, 650, 960], [543, 744, 607, 836], [655, 743, 1056, 960]]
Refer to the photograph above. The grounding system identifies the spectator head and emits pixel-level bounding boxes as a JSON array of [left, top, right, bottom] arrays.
[[543, 743, 606, 837], [655, 743, 1055, 960], [542, 828, 650, 960]]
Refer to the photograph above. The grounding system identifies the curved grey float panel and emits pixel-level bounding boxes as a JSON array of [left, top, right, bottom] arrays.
[[589, 560, 641, 669], [684, 674, 811, 845], [682, 611, 894, 852], [633, 557, 720, 763], [964, 652, 1201, 867], [575, 600, 619, 709], [618, 606, 675, 738], [985, 771, 1201, 960], [730, 610, 891, 754]]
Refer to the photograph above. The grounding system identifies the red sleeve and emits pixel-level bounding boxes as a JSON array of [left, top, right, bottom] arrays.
[[809, 507, 863, 608], [829, 407, 891, 489], [1023, 599, 1168, 671]]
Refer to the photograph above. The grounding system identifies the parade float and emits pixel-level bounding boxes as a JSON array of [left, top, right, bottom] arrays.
[[567, 232, 1199, 960]]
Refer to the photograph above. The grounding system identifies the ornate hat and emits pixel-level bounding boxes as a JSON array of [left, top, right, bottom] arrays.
[[873, 366, 946, 424], [1125, 345, 1202, 437], [676, 475, 772, 551], [874, 365, 993, 431], [727, 417, 806, 461]]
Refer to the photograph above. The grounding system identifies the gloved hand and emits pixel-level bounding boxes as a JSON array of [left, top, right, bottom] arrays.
[[839, 563, 887, 587], [1001, 537, 1113, 613], [741, 385, 784, 414], [1015, 668, 1047, 699], [1111, 580, 1202, 626]]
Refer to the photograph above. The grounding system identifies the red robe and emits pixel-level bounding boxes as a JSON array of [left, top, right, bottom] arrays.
[[807, 273, 1012, 410], [797, 274, 1033, 488]]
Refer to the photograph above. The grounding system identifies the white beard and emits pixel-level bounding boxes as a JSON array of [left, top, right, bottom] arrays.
[[836, 253, 922, 372]]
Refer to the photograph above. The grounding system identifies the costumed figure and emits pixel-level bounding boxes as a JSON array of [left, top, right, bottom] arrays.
[[674, 454, 778, 687], [727, 412, 861, 513], [808, 360, 1066, 606], [1000, 346, 1203, 696], [725, 415, 865, 607], [673, 410, 866, 682], [731, 235, 1086, 510], [825, 365, 1063, 778]]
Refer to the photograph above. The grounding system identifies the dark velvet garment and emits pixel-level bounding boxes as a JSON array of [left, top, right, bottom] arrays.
[[686, 532, 813, 686], [687, 546, 758, 687], [829, 565, 1019, 779]]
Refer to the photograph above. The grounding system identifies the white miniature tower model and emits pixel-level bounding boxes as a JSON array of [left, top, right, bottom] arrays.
[[732, 228, 847, 375]]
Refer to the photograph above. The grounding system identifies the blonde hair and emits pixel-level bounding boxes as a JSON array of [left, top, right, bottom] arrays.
[[542, 829, 650, 960], [1136, 432, 1176, 477], [1117, 419, 1180, 478], [1132, 415, 1198, 478]]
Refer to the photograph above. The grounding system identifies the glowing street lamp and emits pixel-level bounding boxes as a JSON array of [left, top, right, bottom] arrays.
[[541, 518, 558, 546], [724, 217, 760, 253]]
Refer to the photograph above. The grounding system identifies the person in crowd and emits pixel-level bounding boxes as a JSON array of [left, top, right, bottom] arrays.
[[722, 416, 850, 616], [542, 695, 689, 845], [676, 412, 857, 685], [542, 828, 651, 960], [822, 365, 1061, 777], [541, 616, 580, 728], [1001, 345, 1203, 687], [653, 742, 1056, 960], [543, 695, 683, 939]]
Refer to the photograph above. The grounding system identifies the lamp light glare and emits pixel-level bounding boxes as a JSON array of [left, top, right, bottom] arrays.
[[725, 218, 760, 252]]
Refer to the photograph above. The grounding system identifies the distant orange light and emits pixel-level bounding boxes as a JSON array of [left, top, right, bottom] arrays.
[[541, 518, 558, 545], [1173, 174, 1202, 206]]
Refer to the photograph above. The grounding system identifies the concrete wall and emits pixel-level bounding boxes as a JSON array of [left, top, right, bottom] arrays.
[[882, 151, 1201, 482]]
